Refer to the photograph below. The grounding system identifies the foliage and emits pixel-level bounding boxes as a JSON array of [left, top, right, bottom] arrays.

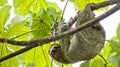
[[0, 0, 120, 67]]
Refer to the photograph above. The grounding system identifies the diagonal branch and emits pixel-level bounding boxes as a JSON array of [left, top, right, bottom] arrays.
[[68, 0, 117, 26], [0, 1, 120, 62]]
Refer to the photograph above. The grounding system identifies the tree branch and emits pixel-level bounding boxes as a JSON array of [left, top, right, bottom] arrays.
[[68, 0, 117, 26], [0, 0, 120, 62]]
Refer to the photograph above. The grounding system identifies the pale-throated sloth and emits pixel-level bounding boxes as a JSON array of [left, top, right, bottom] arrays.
[[49, 4, 105, 64]]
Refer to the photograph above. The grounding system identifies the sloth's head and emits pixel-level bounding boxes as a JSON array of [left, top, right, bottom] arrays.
[[49, 44, 62, 62]]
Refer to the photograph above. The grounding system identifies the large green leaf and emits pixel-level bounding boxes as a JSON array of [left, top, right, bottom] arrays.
[[31, 11, 53, 39], [0, 6, 21, 67], [109, 54, 120, 67], [0, 44, 19, 67], [31, 2, 62, 38], [0, 0, 7, 6], [21, 46, 51, 67], [101, 41, 111, 59], [38, 0, 47, 10], [13, 0, 47, 16], [29, 0, 47, 14], [13, 0, 34, 16], [110, 40, 120, 53], [46, 7, 56, 16], [0, 5, 11, 37], [31, 1, 41, 14], [5, 15, 30, 40], [31, 9, 61, 39], [36, 1, 62, 18], [31, 16, 51, 39], [91, 59, 104, 67], [47, 2, 61, 12], [109, 37, 120, 67]]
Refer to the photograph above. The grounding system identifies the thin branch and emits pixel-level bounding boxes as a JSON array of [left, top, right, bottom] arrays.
[[11, 29, 50, 40], [68, 0, 117, 26], [0, 2, 120, 62], [91, 0, 117, 10], [61, 0, 69, 20]]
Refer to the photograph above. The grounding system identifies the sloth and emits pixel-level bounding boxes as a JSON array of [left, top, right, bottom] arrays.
[[49, 4, 105, 64]]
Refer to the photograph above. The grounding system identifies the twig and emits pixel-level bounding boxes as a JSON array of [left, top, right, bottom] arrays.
[[11, 29, 50, 40], [0, 1, 120, 62], [61, 0, 69, 20], [91, 0, 117, 10]]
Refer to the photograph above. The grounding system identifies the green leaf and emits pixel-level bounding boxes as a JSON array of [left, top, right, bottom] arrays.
[[110, 40, 120, 53], [46, 7, 56, 16], [26, 62, 36, 67], [47, 2, 61, 12], [1, 57, 19, 67], [21, 46, 51, 67], [0, 0, 7, 6], [32, 12, 52, 39], [80, 61, 90, 67], [0, 44, 19, 67], [108, 37, 120, 67], [13, 0, 34, 15], [0, 5, 11, 37], [31, 1, 41, 14], [91, 59, 104, 67], [38, 0, 47, 10], [13, 0, 47, 16], [30, 0, 47, 13], [35, 8, 44, 17], [6, 15, 30, 40], [117, 23, 120, 41], [13, 0, 25, 8], [118, 60, 120, 67], [109, 54, 120, 67], [101, 42, 111, 59]]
